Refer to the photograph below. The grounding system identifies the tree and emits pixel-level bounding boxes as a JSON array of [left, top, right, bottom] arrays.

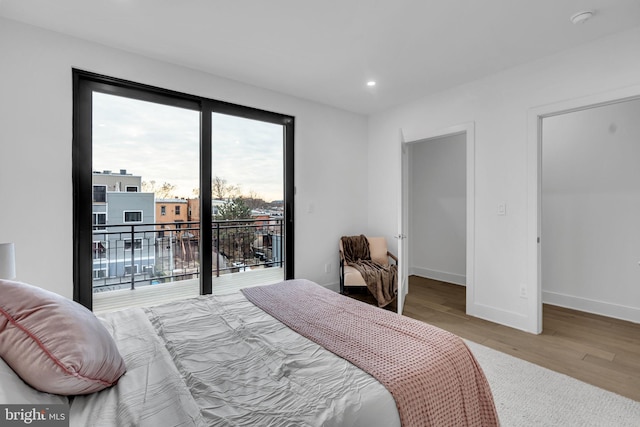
[[142, 180, 177, 199], [212, 176, 239, 200], [214, 198, 254, 263], [243, 190, 267, 210], [141, 180, 156, 193], [216, 197, 252, 220], [157, 182, 177, 199]]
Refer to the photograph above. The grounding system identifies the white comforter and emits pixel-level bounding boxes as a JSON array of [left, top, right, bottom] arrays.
[[70, 291, 400, 427]]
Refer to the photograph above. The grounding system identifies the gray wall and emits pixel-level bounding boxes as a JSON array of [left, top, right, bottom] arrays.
[[107, 192, 155, 227], [409, 133, 466, 285]]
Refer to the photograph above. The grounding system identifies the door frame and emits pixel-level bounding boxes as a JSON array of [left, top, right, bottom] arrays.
[[396, 130, 409, 314], [400, 122, 475, 314], [527, 85, 640, 333], [72, 69, 295, 310]]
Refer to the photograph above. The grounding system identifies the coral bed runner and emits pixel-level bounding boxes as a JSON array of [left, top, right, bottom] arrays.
[[242, 279, 499, 427]]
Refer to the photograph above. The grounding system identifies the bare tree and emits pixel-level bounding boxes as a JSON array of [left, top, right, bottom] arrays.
[[142, 180, 176, 199], [243, 190, 266, 210], [212, 176, 239, 200], [141, 180, 156, 193], [157, 182, 176, 199]]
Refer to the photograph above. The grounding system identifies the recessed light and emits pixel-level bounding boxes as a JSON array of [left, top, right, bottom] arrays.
[[570, 10, 594, 24], [366, 81, 376, 87]]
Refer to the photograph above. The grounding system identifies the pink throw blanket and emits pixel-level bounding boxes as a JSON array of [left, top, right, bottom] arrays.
[[242, 279, 499, 427]]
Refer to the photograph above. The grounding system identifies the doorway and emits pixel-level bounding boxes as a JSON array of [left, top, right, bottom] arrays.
[[527, 86, 640, 333], [409, 133, 466, 285], [540, 96, 640, 324], [400, 122, 475, 315]]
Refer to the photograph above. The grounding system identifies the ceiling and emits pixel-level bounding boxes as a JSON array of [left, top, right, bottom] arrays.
[[2, 0, 640, 114]]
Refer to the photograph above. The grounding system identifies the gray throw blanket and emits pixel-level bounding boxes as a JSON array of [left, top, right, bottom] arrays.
[[341, 235, 397, 307]]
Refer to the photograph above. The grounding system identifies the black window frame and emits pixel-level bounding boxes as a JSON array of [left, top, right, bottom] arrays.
[[92, 212, 106, 229], [123, 210, 143, 223], [73, 69, 295, 310], [92, 185, 106, 203], [123, 238, 143, 251], [124, 264, 139, 276]]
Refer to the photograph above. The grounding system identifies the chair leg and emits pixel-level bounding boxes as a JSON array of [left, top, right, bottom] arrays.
[[339, 257, 345, 294]]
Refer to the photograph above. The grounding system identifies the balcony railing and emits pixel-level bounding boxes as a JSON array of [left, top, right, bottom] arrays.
[[92, 218, 284, 292]]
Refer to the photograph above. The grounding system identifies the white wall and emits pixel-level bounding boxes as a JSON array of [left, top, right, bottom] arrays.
[[542, 98, 640, 323], [368, 27, 640, 332], [409, 134, 466, 285], [0, 18, 368, 297]]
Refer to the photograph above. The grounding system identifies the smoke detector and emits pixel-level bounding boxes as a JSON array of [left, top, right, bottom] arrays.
[[570, 10, 594, 24]]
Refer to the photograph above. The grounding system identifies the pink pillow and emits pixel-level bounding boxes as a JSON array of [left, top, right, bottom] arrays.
[[0, 280, 126, 395]]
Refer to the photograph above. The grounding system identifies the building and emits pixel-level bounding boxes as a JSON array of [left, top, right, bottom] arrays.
[[91, 169, 141, 194], [154, 198, 200, 278], [155, 198, 189, 237], [92, 170, 156, 289]]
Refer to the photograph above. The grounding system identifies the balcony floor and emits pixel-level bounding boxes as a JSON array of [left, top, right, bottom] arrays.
[[93, 267, 284, 315]]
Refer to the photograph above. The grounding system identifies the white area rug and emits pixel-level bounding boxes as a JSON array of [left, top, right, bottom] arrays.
[[465, 340, 640, 427]]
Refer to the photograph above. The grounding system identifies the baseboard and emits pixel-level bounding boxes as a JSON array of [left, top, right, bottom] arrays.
[[320, 281, 340, 293], [543, 290, 640, 324], [410, 267, 466, 286], [466, 302, 533, 333]]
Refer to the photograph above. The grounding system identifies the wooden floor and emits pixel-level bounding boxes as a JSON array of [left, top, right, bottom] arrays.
[[351, 276, 640, 402], [351, 276, 640, 401]]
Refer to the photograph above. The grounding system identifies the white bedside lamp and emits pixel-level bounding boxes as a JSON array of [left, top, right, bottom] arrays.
[[0, 243, 16, 280]]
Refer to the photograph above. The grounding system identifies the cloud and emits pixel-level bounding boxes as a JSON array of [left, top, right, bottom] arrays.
[[92, 92, 283, 201]]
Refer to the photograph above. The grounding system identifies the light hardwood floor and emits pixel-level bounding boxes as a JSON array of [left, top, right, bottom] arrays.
[[349, 275, 640, 402]]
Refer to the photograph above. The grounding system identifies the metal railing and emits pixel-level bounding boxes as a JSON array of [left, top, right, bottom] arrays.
[[92, 218, 283, 292]]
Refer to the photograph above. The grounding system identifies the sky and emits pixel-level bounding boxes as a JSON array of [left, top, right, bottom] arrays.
[[92, 92, 284, 202]]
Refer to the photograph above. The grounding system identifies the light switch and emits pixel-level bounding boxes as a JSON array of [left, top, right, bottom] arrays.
[[497, 203, 506, 216]]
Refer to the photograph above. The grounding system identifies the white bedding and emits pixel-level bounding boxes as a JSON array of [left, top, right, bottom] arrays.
[[70, 291, 401, 427]]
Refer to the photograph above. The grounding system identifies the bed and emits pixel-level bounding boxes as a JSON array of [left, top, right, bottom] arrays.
[[0, 278, 499, 426]]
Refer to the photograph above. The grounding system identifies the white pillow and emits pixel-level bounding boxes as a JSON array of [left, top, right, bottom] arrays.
[[0, 356, 68, 404]]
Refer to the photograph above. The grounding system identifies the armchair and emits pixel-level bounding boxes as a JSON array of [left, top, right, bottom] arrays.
[[339, 236, 398, 297]]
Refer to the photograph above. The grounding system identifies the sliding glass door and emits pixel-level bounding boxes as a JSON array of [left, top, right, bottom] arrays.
[[91, 92, 200, 299], [73, 70, 294, 311], [210, 113, 286, 291]]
